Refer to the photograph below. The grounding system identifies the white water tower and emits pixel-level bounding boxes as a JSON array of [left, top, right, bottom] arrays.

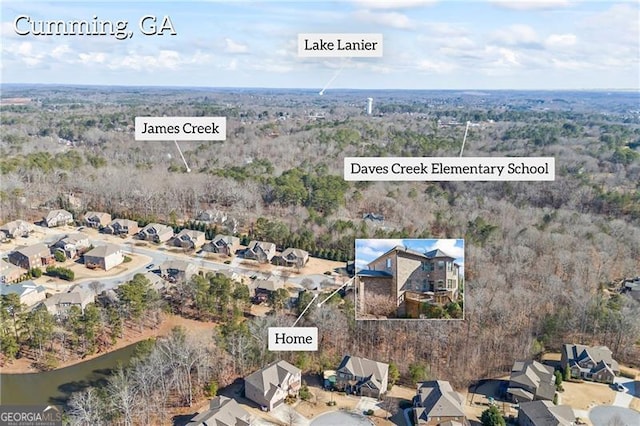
[[367, 97, 373, 115]]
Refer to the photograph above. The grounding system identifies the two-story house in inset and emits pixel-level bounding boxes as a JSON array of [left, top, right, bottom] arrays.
[[357, 245, 461, 317], [561, 343, 619, 384], [244, 360, 301, 411]]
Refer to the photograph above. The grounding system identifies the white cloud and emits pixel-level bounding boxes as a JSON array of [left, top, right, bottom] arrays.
[[78, 52, 106, 65], [224, 38, 248, 54], [352, 0, 437, 9], [107, 49, 210, 71], [3, 41, 44, 66], [417, 59, 458, 73], [490, 24, 539, 47], [352, 10, 415, 29], [425, 239, 465, 260], [489, 0, 574, 10], [545, 33, 577, 48], [51, 44, 72, 59]]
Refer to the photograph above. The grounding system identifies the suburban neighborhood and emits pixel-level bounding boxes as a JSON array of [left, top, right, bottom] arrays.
[[1, 210, 638, 426]]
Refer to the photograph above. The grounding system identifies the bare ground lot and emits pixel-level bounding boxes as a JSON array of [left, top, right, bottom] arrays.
[[559, 380, 615, 409]]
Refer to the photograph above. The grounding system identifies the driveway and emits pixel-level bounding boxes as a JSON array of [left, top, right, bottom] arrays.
[[354, 396, 379, 413], [271, 404, 310, 426], [612, 378, 636, 408], [589, 406, 640, 426]]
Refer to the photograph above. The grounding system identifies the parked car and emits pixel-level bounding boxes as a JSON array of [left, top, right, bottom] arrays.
[[146, 263, 155, 269], [615, 383, 626, 392]]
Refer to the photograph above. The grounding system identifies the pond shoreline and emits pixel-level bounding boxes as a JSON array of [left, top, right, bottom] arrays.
[[0, 314, 217, 374]]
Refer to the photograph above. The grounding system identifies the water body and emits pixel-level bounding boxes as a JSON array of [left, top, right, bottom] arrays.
[[0, 343, 140, 406], [310, 410, 374, 426]]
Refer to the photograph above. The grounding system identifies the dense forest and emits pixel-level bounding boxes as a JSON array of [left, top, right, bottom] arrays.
[[0, 86, 639, 424]]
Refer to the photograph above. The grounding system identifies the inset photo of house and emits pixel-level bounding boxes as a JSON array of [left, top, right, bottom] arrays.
[[355, 239, 464, 320]]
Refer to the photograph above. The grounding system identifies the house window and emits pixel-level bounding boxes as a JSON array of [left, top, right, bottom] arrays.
[[421, 262, 434, 272], [437, 261, 444, 270], [386, 258, 392, 269], [446, 262, 452, 271], [422, 279, 428, 291]]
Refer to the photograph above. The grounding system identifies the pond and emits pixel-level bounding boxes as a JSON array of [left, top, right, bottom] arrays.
[[0, 343, 140, 406], [310, 410, 374, 426]]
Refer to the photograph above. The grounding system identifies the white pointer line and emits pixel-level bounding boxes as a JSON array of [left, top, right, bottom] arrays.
[[174, 140, 192, 173], [459, 121, 471, 157], [317, 277, 353, 307], [292, 293, 319, 327], [319, 59, 349, 95]]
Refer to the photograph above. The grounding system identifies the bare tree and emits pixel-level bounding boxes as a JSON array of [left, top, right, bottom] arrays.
[[66, 388, 106, 426], [105, 366, 138, 426]]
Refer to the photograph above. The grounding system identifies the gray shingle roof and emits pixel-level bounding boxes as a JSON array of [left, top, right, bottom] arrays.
[[85, 243, 121, 258], [337, 355, 388, 391], [244, 360, 300, 398], [563, 343, 620, 373], [519, 400, 574, 426], [415, 380, 465, 419], [187, 396, 251, 426], [509, 360, 556, 401]]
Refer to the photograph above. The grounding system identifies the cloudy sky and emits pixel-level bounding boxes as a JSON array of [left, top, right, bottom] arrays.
[[355, 239, 464, 274], [1, 0, 638, 89]]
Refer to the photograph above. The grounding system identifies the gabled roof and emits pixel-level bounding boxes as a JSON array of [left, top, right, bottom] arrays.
[[109, 218, 138, 227], [244, 360, 301, 398], [508, 360, 555, 401], [0, 220, 33, 234], [424, 249, 455, 259], [159, 259, 195, 272], [337, 355, 389, 390], [140, 223, 173, 234], [44, 288, 93, 307], [85, 211, 110, 221], [372, 245, 456, 263], [0, 281, 46, 298], [12, 243, 50, 258], [562, 343, 619, 372], [255, 280, 283, 292], [248, 240, 276, 252], [55, 232, 89, 246], [85, 243, 121, 258], [46, 209, 73, 221], [415, 380, 465, 419], [519, 400, 574, 426], [175, 229, 205, 239], [282, 248, 309, 259], [187, 396, 251, 426], [213, 234, 239, 245]]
